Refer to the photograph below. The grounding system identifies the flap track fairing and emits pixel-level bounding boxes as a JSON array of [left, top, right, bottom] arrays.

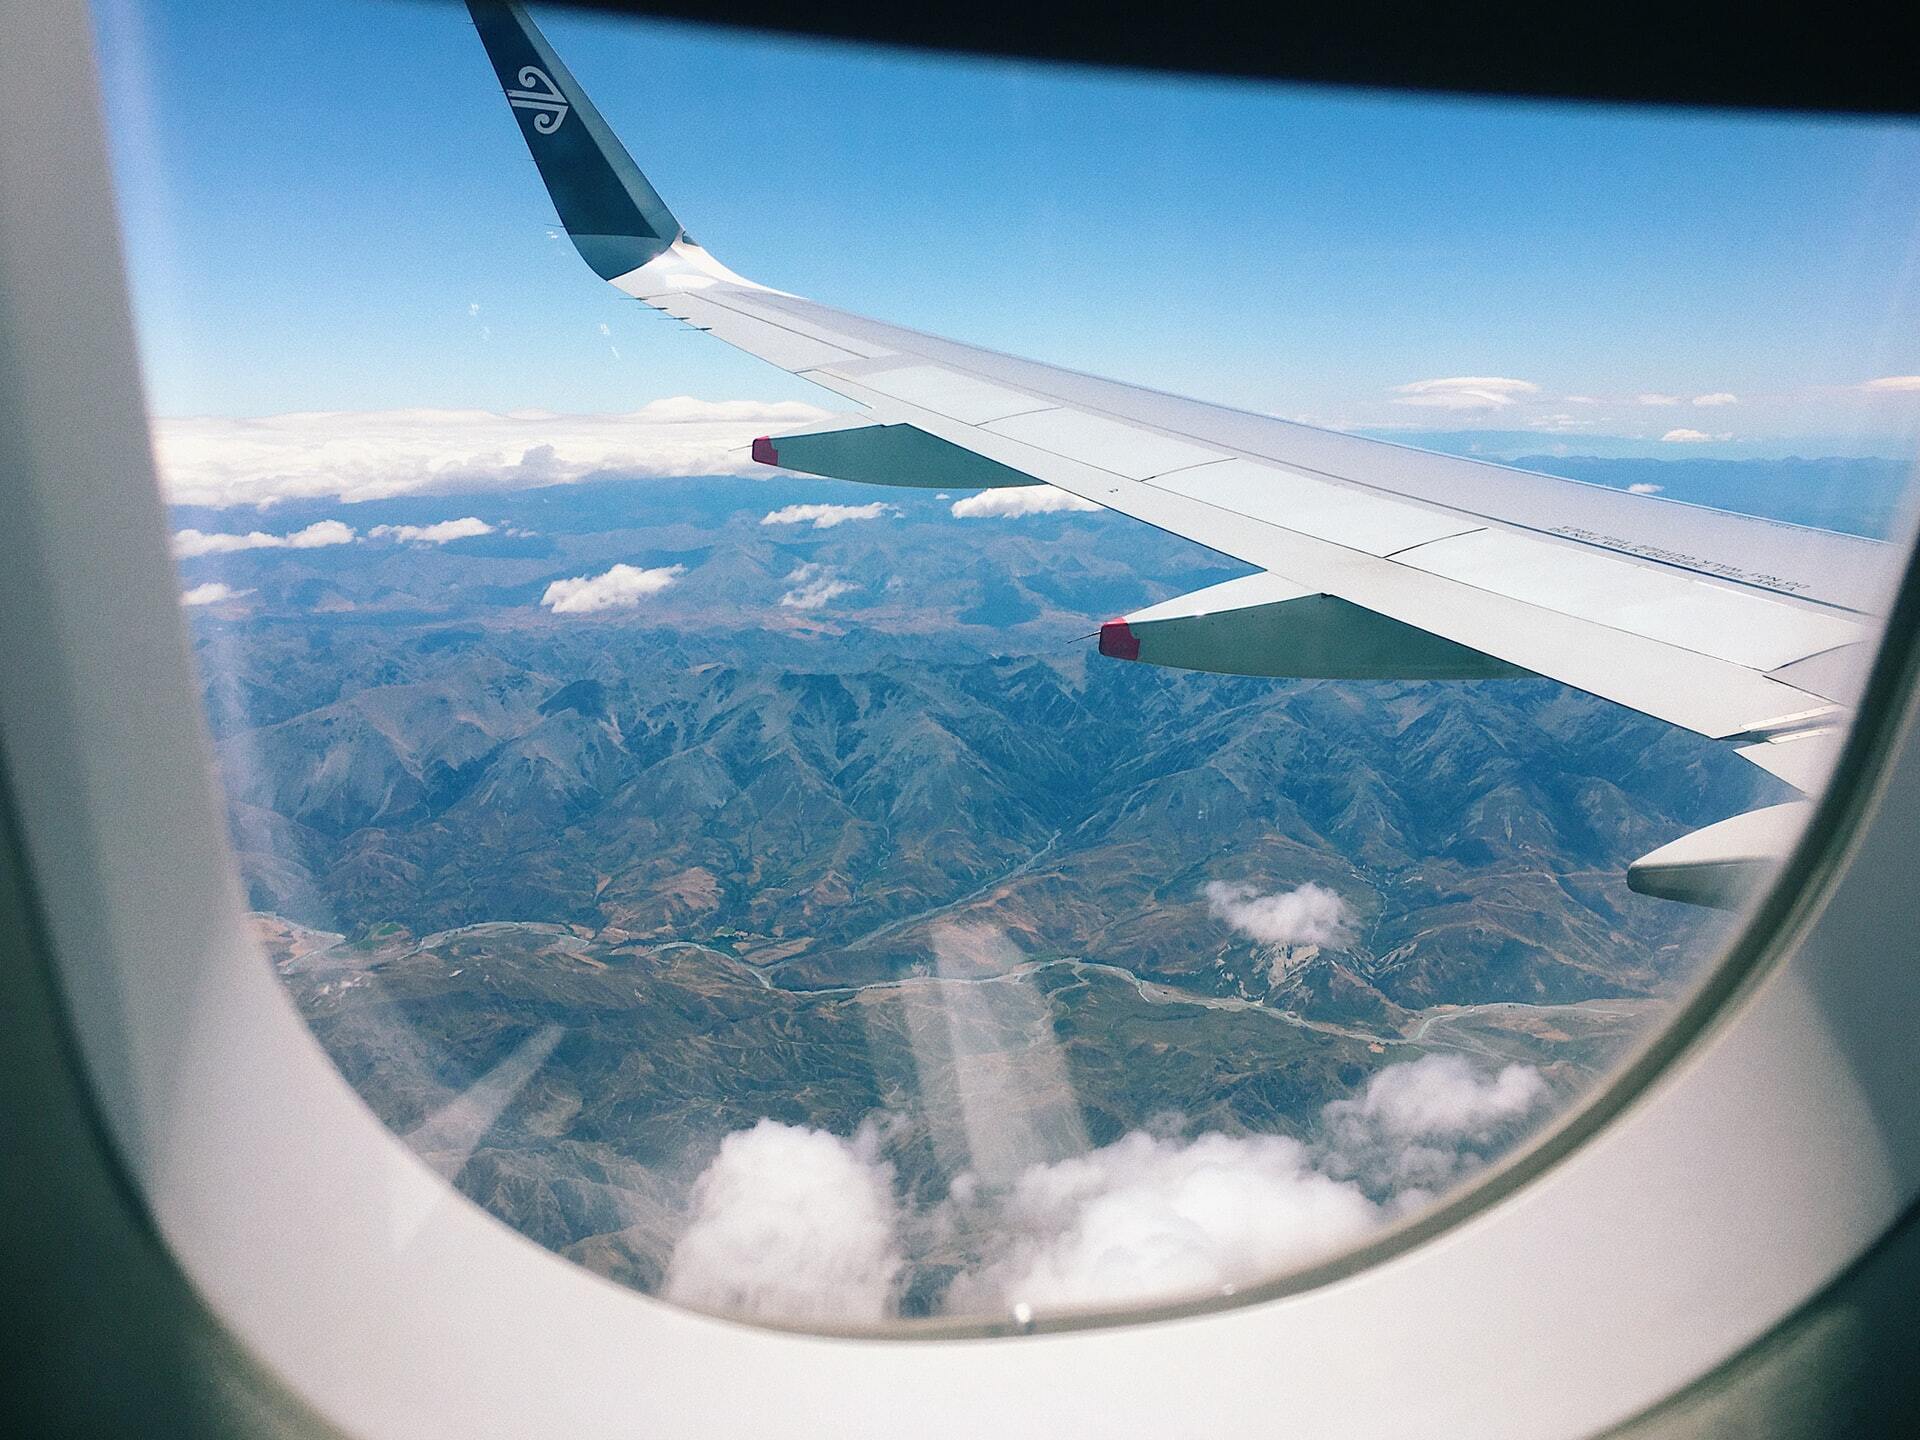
[[1097, 574, 1533, 681], [752, 422, 1043, 490]]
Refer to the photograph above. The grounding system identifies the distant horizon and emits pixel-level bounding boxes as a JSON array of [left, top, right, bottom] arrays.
[[143, 400, 1917, 517], [161, 453, 1910, 555], [146, 404, 1920, 463]]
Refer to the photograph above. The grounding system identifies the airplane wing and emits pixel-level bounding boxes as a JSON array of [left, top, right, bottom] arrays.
[[465, 0, 1895, 906]]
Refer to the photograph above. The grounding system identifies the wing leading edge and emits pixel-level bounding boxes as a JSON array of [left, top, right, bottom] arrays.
[[464, 0, 1895, 906]]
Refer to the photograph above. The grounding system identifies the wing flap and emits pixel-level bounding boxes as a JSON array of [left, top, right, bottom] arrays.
[[1151, 457, 1485, 557], [972, 408, 1229, 480], [1736, 730, 1844, 794], [1770, 644, 1874, 707], [1392, 528, 1865, 673], [828, 363, 1055, 426]]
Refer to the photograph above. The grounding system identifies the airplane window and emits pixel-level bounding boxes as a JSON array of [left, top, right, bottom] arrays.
[[93, 0, 1920, 1332]]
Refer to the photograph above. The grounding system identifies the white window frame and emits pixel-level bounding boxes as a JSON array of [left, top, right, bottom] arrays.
[[5, 1, 1920, 1434]]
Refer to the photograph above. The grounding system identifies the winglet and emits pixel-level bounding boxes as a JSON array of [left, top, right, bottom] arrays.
[[465, 1, 683, 279]]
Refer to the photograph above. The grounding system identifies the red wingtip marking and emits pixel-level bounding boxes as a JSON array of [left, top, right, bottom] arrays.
[[1098, 618, 1141, 661], [751, 436, 779, 467]]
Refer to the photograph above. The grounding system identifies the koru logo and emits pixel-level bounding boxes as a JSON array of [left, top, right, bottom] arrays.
[[506, 66, 569, 134]]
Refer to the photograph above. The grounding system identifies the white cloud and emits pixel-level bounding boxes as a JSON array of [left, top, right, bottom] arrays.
[[181, 582, 248, 607], [760, 501, 897, 530], [368, 517, 495, 545], [949, 487, 1101, 518], [943, 1130, 1380, 1315], [173, 519, 356, 557], [1627, 482, 1664, 495], [779, 562, 857, 610], [1326, 1055, 1546, 1143], [1692, 392, 1738, 407], [1317, 1054, 1548, 1202], [1526, 413, 1592, 433], [1864, 376, 1920, 393], [666, 1052, 1548, 1322], [1563, 395, 1603, 406], [664, 1119, 904, 1324], [151, 399, 837, 507], [1637, 393, 1681, 406], [949, 1054, 1547, 1314], [1660, 428, 1730, 444], [1204, 880, 1355, 949], [1390, 377, 1539, 411], [540, 562, 684, 614]]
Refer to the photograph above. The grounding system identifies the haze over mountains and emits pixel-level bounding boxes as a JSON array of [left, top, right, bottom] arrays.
[[182, 458, 1807, 1319]]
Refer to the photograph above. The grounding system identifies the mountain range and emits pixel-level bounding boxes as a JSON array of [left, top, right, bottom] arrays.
[[182, 465, 1790, 1314]]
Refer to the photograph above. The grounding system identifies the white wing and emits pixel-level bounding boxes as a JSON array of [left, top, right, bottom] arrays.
[[468, 0, 1896, 904]]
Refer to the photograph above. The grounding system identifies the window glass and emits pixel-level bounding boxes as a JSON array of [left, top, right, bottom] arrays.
[[94, 0, 1920, 1330]]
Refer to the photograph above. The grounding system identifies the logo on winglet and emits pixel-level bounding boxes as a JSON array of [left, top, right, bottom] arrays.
[[506, 66, 569, 134]]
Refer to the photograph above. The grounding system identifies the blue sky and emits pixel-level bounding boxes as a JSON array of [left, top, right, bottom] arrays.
[[96, 0, 1920, 466]]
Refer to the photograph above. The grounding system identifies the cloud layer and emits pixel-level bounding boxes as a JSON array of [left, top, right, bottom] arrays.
[[949, 487, 1101, 518], [664, 1053, 1549, 1324], [173, 519, 356, 557], [153, 398, 835, 507], [540, 562, 684, 615]]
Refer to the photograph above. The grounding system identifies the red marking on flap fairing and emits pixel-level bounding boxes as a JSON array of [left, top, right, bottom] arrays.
[[751, 436, 779, 466], [1098, 618, 1141, 661]]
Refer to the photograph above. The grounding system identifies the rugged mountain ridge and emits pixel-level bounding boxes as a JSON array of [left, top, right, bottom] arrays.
[[183, 473, 1783, 1310], [216, 618, 1758, 1018]]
